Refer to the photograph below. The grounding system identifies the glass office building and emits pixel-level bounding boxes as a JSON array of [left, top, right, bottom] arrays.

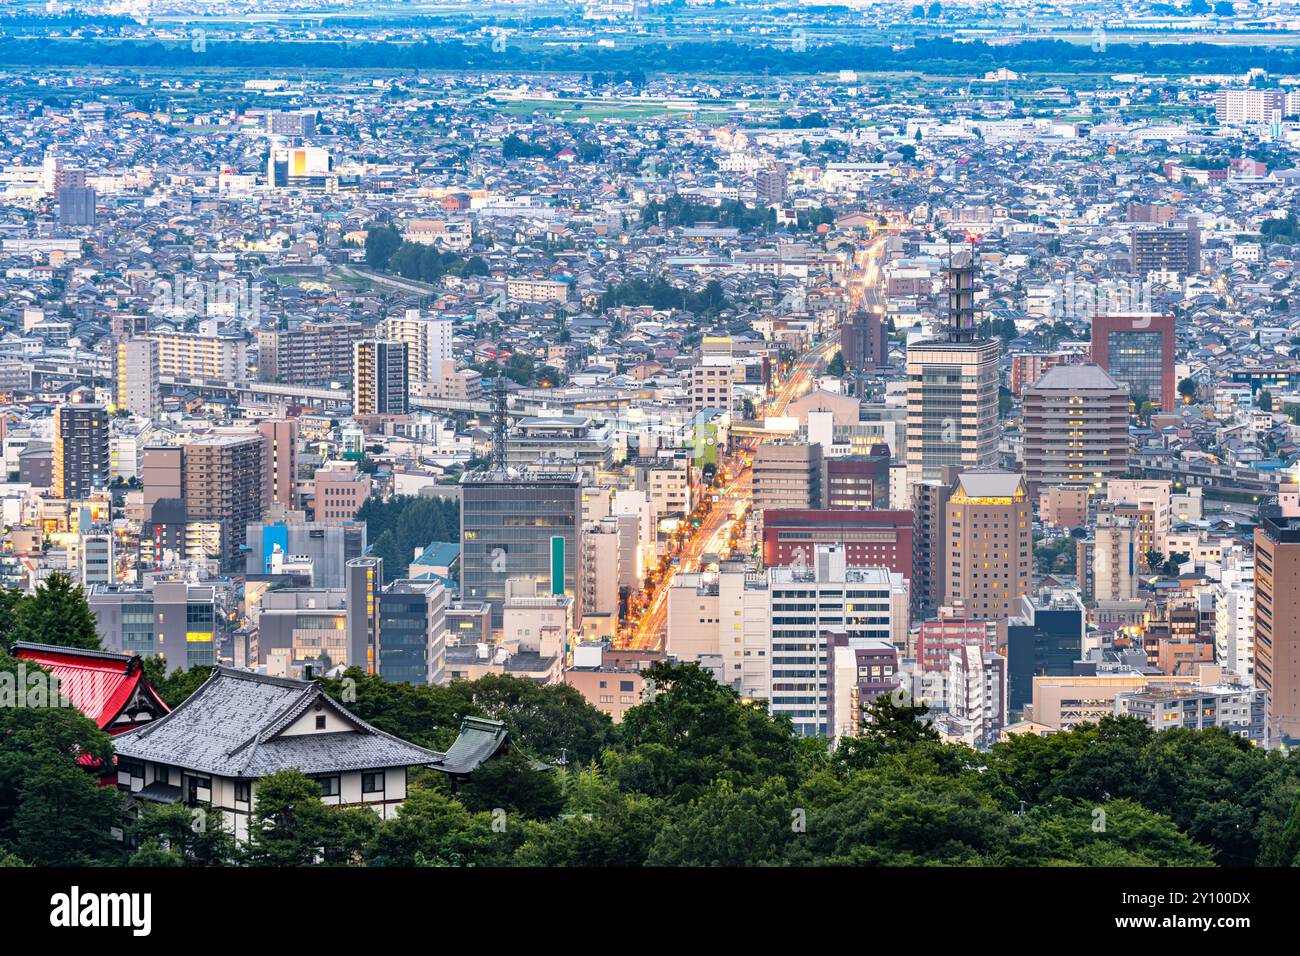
[[460, 468, 584, 632]]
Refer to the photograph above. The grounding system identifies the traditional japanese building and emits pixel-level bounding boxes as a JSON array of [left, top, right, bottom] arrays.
[[12, 642, 170, 736], [112, 667, 508, 840]]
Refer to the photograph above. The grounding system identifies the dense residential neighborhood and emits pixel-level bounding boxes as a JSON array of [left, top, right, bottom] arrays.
[[2, 3, 1300, 923]]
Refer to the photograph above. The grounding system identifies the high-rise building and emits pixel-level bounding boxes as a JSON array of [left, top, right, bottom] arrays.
[[1215, 88, 1285, 125], [581, 517, 623, 619], [943, 644, 1007, 749], [1021, 363, 1130, 496], [1080, 507, 1139, 603], [267, 110, 317, 137], [257, 420, 298, 512], [1254, 497, 1300, 743], [182, 435, 266, 567], [267, 145, 335, 189], [52, 402, 109, 499], [1010, 349, 1081, 394], [152, 331, 248, 382], [89, 582, 218, 672], [1127, 203, 1177, 225], [670, 545, 908, 737], [766, 546, 908, 736], [57, 185, 96, 226], [913, 474, 956, 613], [841, 309, 889, 370], [114, 337, 159, 417], [915, 606, 1002, 675], [905, 257, 1000, 489], [755, 162, 788, 203], [944, 470, 1032, 622], [257, 319, 366, 385], [346, 556, 383, 675], [1131, 222, 1200, 278], [905, 337, 1000, 488], [245, 520, 367, 589], [379, 310, 454, 389], [313, 460, 372, 524], [1215, 560, 1256, 683], [460, 468, 584, 631], [1091, 313, 1176, 412], [753, 441, 823, 516], [354, 340, 409, 416], [1106, 479, 1172, 563]]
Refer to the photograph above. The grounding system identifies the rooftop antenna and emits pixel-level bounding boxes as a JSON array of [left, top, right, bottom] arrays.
[[490, 372, 510, 473], [946, 230, 979, 343]]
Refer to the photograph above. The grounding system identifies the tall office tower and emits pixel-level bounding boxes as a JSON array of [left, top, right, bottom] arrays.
[[57, 185, 96, 226], [1131, 221, 1200, 278], [944, 470, 1032, 622], [1215, 88, 1285, 125], [379, 310, 454, 388], [182, 435, 266, 567], [52, 402, 109, 500], [1091, 313, 1176, 413], [905, 256, 1000, 490], [1255, 496, 1300, 743], [823, 445, 891, 509], [257, 420, 298, 512], [841, 308, 889, 370], [378, 579, 448, 686], [755, 162, 788, 203], [346, 556, 383, 675], [1021, 363, 1130, 496], [115, 337, 159, 417], [753, 441, 823, 516], [460, 468, 585, 632], [257, 319, 367, 385], [354, 340, 409, 416]]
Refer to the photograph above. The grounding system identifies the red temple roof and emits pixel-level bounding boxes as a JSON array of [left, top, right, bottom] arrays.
[[12, 642, 170, 735]]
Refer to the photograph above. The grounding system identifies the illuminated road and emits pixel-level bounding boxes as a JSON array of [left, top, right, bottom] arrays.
[[615, 234, 890, 652], [618, 335, 841, 651]]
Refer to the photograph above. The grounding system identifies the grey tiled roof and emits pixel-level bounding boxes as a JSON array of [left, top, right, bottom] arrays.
[[430, 716, 509, 776], [113, 667, 443, 778]]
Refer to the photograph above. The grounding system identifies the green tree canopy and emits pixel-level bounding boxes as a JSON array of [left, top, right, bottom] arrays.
[[5, 573, 100, 651]]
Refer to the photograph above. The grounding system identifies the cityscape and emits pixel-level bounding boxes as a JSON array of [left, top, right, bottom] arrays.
[[1, 0, 1300, 906]]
